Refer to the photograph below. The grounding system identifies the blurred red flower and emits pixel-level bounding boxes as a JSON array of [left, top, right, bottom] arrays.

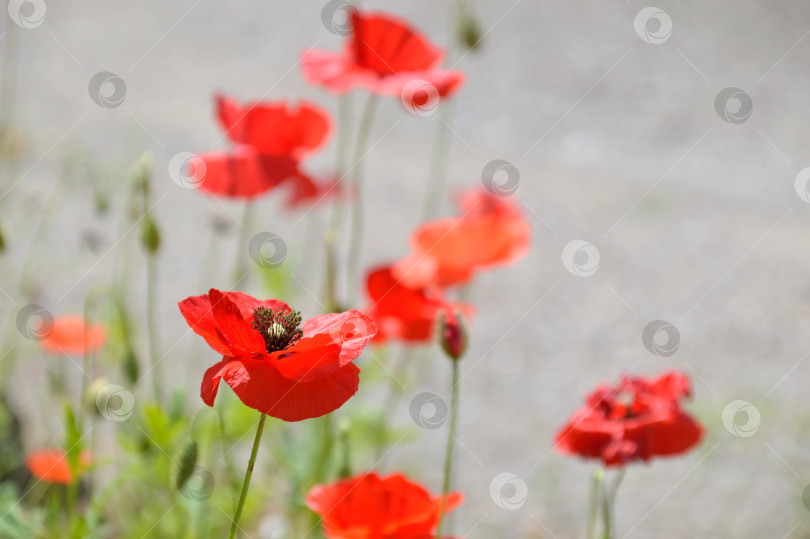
[[193, 95, 334, 205], [178, 289, 377, 421], [394, 189, 531, 288], [306, 472, 463, 539], [555, 371, 704, 467], [25, 449, 91, 485], [364, 265, 469, 344], [302, 10, 464, 100], [40, 316, 105, 356]]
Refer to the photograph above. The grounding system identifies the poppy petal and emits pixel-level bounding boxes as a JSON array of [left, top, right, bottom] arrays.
[[40, 316, 106, 356], [350, 11, 442, 73], [215, 95, 331, 157], [179, 295, 234, 356], [302, 310, 378, 365], [273, 333, 344, 382], [201, 357, 360, 422], [208, 289, 266, 356], [195, 146, 299, 199]]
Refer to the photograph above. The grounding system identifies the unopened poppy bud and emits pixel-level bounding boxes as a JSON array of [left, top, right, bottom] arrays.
[[123, 346, 139, 385], [95, 192, 110, 215], [140, 217, 160, 253], [439, 310, 468, 361], [175, 439, 198, 491], [457, 14, 483, 52]]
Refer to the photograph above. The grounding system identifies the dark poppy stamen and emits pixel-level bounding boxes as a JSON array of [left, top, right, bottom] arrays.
[[252, 306, 303, 353]]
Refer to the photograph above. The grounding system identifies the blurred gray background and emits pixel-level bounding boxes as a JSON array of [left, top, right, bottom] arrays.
[[3, 0, 810, 537]]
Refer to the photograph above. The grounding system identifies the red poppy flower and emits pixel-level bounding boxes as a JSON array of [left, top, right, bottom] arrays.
[[193, 95, 334, 205], [306, 472, 463, 539], [25, 449, 91, 485], [301, 10, 465, 99], [364, 265, 469, 344], [555, 371, 704, 467], [40, 316, 105, 356], [393, 189, 531, 288], [178, 289, 377, 422]]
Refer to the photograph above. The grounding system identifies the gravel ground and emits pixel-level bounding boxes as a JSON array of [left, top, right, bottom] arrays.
[[3, 0, 810, 537]]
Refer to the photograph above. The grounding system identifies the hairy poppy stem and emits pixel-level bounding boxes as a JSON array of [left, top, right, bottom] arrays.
[[604, 468, 625, 539], [232, 201, 254, 287], [323, 95, 354, 310], [346, 93, 379, 306], [587, 469, 602, 539], [146, 254, 163, 402], [600, 472, 611, 539], [436, 359, 460, 538], [229, 412, 267, 539]]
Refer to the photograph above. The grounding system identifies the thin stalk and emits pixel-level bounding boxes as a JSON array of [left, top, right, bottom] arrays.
[[77, 305, 91, 429], [587, 469, 602, 539], [0, 19, 18, 191], [374, 346, 412, 461], [436, 360, 460, 538], [232, 201, 254, 286], [326, 94, 354, 235], [601, 473, 611, 539], [229, 413, 267, 539], [346, 94, 379, 306], [422, 100, 455, 221], [312, 414, 334, 484], [146, 254, 162, 402], [603, 468, 625, 539]]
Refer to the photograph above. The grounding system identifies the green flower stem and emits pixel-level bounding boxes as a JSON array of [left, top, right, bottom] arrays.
[[374, 346, 412, 460], [146, 253, 162, 402], [601, 472, 611, 539], [232, 200, 254, 287], [323, 95, 353, 310], [346, 93, 379, 306], [602, 467, 625, 539], [422, 100, 455, 221], [229, 412, 267, 539], [587, 469, 602, 539], [436, 359, 460, 538]]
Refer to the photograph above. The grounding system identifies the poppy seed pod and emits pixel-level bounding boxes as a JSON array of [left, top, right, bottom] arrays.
[[439, 309, 468, 361]]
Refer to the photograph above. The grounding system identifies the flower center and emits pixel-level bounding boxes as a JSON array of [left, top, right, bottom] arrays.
[[252, 306, 303, 353]]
